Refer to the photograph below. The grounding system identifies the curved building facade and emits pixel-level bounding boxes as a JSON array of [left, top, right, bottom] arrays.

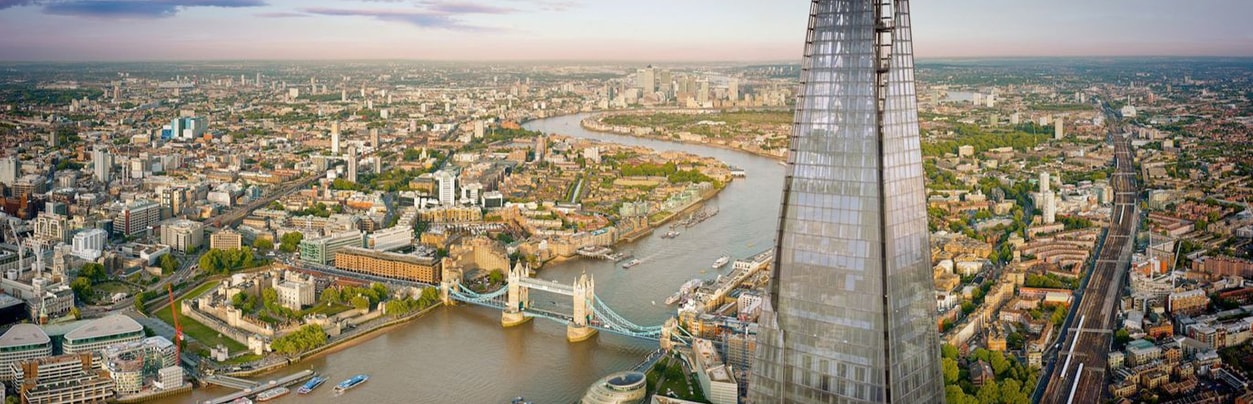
[[581, 371, 646, 404], [748, 0, 943, 402], [0, 324, 52, 382]]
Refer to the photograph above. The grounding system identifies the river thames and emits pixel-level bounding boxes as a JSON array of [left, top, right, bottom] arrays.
[[168, 112, 785, 403]]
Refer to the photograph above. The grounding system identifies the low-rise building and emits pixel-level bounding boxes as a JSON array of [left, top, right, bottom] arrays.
[[71, 228, 108, 261], [580, 371, 646, 404], [1126, 339, 1163, 366], [101, 336, 178, 395], [0, 324, 52, 382], [299, 230, 364, 265], [209, 229, 243, 250], [62, 314, 145, 355], [14, 353, 114, 404], [160, 219, 204, 252], [689, 338, 737, 404], [272, 272, 316, 310], [334, 247, 442, 284]]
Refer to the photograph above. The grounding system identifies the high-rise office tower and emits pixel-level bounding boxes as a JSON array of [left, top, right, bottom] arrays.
[[435, 170, 457, 206], [637, 67, 656, 93], [331, 122, 341, 155], [92, 148, 112, 184], [1039, 172, 1056, 225], [535, 135, 547, 163], [749, 1, 943, 402], [346, 147, 358, 183], [658, 70, 673, 96], [728, 78, 740, 102], [0, 156, 17, 188]]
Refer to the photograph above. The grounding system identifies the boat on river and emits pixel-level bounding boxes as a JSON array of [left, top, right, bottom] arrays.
[[334, 374, 368, 395]]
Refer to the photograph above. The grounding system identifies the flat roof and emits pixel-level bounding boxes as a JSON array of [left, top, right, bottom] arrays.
[[0, 324, 49, 348], [64, 315, 142, 342]]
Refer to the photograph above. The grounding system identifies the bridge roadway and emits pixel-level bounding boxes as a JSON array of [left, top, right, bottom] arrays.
[[202, 369, 315, 404], [1039, 132, 1138, 403]]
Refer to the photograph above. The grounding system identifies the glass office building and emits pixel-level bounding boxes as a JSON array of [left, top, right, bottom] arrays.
[[748, 0, 943, 402]]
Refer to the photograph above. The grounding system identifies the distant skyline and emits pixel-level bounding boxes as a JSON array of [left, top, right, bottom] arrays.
[[1, 0, 1251, 61]]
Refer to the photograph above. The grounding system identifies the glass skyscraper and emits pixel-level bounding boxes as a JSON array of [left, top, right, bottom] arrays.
[[748, 0, 943, 402]]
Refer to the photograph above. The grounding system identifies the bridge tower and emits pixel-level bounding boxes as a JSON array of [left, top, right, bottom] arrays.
[[439, 266, 463, 305], [567, 271, 597, 342], [501, 262, 532, 327], [659, 317, 678, 350]]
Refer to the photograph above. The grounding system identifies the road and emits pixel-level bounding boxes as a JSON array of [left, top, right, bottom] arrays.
[[1038, 129, 1139, 403]]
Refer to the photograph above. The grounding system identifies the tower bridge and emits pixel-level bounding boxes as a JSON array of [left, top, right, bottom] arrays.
[[440, 262, 688, 344]]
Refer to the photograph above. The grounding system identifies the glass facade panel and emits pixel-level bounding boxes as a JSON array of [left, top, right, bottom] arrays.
[[749, 1, 943, 402]]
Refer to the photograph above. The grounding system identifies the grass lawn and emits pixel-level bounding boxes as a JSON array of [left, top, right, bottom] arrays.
[[153, 280, 248, 353], [94, 281, 134, 295], [656, 374, 707, 403], [646, 357, 709, 403], [89, 281, 136, 304], [303, 302, 354, 317], [222, 353, 264, 365]]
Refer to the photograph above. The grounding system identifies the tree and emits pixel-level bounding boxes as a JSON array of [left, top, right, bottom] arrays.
[[418, 287, 439, 308], [945, 385, 974, 404], [134, 293, 148, 314], [262, 288, 279, 312], [71, 277, 94, 302], [320, 287, 341, 304], [79, 263, 107, 282], [253, 238, 274, 251], [1113, 328, 1132, 349], [976, 380, 999, 403], [232, 292, 255, 313], [942, 357, 959, 384], [68, 307, 81, 320], [942, 344, 960, 360], [270, 324, 328, 355], [350, 295, 370, 311], [279, 232, 303, 253], [989, 351, 1010, 376], [159, 254, 179, 275], [1000, 379, 1028, 404]]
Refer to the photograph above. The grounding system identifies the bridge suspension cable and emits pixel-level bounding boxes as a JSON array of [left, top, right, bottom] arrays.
[[593, 296, 664, 335]]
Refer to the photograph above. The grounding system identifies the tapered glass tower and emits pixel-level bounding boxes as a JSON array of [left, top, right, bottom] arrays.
[[748, 0, 943, 402]]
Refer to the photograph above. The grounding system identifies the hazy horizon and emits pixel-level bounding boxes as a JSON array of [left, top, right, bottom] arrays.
[[1, 0, 1251, 62]]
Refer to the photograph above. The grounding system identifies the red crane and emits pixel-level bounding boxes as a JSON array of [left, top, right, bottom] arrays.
[[167, 284, 183, 363]]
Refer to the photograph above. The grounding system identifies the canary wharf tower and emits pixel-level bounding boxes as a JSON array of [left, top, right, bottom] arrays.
[[748, 0, 943, 402]]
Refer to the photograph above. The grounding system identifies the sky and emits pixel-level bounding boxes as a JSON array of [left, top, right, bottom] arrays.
[[0, 0, 1251, 61]]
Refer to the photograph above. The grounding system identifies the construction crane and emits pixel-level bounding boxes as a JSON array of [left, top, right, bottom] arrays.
[[167, 284, 183, 364]]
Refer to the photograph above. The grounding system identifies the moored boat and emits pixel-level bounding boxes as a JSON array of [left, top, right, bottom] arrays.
[[297, 376, 326, 394], [256, 387, 289, 401]]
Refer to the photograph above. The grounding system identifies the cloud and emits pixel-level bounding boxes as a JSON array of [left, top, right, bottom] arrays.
[[506, 0, 578, 12], [255, 11, 304, 18], [421, 1, 516, 14], [34, 0, 265, 19], [0, 0, 38, 10], [303, 7, 496, 31], [281, 1, 567, 31]]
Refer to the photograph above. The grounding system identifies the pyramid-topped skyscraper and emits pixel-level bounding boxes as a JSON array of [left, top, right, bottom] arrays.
[[748, 0, 943, 402]]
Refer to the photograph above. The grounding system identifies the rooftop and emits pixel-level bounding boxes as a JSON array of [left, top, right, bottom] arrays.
[[65, 314, 143, 342], [0, 324, 50, 348]]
